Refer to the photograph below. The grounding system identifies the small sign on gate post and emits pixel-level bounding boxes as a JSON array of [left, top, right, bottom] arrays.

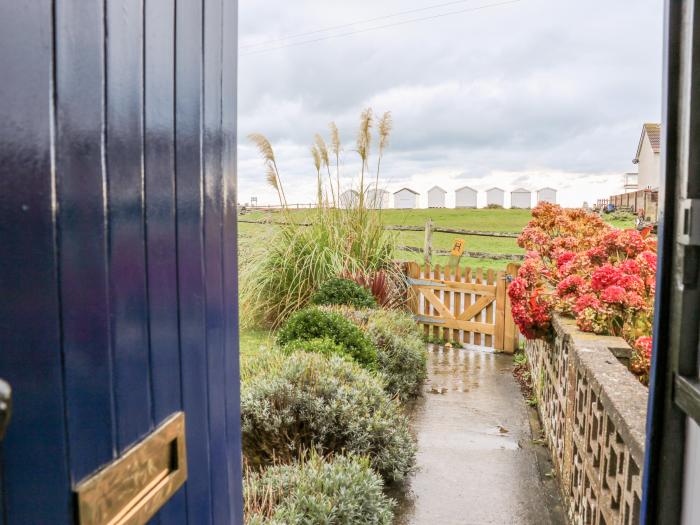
[[448, 238, 465, 268]]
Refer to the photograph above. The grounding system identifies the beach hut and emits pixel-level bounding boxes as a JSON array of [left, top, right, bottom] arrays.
[[394, 188, 419, 209], [427, 186, 447, 208], [537, 187, 557, 204], [510, 188, 532, 209], [455, 186, 477, 208], [366, 188, 391, 209], [485, 187, 505, 207], [339, 189, 359, 209]]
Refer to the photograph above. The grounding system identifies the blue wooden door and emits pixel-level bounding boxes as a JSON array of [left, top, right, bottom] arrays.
[[0, 1, 242, 523]]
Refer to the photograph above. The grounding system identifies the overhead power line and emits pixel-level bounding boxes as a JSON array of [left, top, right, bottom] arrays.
[[240, 0, 522, 57], [241, 0, 479, 50]]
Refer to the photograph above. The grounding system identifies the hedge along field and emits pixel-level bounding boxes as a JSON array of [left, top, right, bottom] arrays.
[[239, 208, 636, 271]]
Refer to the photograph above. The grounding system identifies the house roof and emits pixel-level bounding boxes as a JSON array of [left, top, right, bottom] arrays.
[[455, 185, 477, 192], [368, 188, 390, 194], [393, 187, 419, 195], [486, 187, 504, 192], [511, 188, 531, 193], [428, 185, 446, 193], [340, 189, 359, 195], [538, 187, 556, 192], [634, 123, 661, 161]]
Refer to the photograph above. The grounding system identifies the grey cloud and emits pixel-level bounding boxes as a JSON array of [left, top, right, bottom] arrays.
[[238, 0, 663, 207]]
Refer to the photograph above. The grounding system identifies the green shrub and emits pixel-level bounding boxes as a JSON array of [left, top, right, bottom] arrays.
[[311, 277, 377, 308], [366, 313, 427, 401], [321, 306, 427, 401], [276, 307, 376, 367], [282, 337, 350, 360], [241, 351, 416, 482], [244, 453, 394, 525]]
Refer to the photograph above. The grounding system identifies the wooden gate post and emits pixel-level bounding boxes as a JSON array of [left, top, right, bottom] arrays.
[[494, 271, 506, 351], [423, 218, 433, 267], [407, 262, 420, 315], [503, 263, 520, 354]]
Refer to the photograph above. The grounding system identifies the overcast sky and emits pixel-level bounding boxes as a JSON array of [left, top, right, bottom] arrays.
[[238, 0, 664, 208]]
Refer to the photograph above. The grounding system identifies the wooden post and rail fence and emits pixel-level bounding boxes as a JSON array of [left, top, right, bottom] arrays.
[[238, 218, 525, 262], [405, 261, 520, 353]]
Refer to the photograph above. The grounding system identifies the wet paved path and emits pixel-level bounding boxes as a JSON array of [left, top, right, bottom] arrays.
[[394, 345, 566, 525]]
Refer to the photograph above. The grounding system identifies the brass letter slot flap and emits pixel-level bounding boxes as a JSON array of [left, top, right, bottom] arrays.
[[75, 412, 187, 525]]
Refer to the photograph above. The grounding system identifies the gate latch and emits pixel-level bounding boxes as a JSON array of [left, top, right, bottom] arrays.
[[0, 378, 12, 441]]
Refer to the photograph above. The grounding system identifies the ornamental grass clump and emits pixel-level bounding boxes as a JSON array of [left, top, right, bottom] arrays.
[[244, 453, 395, 525], [240, 109, 399, 329], [508, 203, 657, 383], [240, 351, 416, 482], [276, 307, 376, 367]]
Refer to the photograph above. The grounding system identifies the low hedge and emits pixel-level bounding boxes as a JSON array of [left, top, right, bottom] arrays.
[[244, 453, 394, 525], [310, 277, 376, 309], [321, 306, 427, 401], [276, 307, 376, 367], [240, 351, 416, 482], [282, 337, 350, 360]]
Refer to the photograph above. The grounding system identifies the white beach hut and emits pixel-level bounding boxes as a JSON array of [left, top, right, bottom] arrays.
[[394, 188, 419, 209], [339, 189, 359, 209], [455, 186, 478, 208], [485, 187, 505, 207], [510, 188, 532, 209], [427, 186, 447, 208], [366, 188, 391, 209], [537, 187, 557, 204]]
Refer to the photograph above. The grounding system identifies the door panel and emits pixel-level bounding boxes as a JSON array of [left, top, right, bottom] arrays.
[[55, 0, 116, 485], [0, 1, 73, 523], [0, 0, 242, 523], [144, 0, 186, 522], [105, 0, 153, 455]]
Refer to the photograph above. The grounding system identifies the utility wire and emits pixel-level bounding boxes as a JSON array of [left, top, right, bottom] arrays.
[[240, 0, 522, 57], [241, 0, 479, 50]]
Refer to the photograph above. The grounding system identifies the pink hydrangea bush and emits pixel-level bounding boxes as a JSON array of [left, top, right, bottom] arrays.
[[508, 203, 657, 384]]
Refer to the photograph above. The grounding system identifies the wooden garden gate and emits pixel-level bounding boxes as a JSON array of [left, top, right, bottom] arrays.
[[406, 262, 520, 353]]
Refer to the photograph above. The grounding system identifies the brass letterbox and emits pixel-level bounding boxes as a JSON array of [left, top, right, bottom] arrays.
[[75, 412, 187, 525]]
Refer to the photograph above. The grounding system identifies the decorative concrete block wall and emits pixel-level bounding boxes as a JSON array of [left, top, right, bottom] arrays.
[[525, 315, 647, 525]]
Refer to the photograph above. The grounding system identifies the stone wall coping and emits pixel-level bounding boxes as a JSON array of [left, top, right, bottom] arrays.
[[551, 315, 648, 463]]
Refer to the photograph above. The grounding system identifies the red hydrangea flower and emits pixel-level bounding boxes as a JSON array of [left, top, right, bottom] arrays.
[[591, 264, 621, 291], [637, 250, 657, 274], [574, 293, 601, 314], [556, 275, 586, 297], [556, 251, 576, 270], [635, 336, 653, 360], [619, 259, 640, 274], [601, 285, 627, 304]]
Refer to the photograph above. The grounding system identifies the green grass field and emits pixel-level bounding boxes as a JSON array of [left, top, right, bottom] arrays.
[[239, 208, 635, 271], [239, 328, 274, 366]]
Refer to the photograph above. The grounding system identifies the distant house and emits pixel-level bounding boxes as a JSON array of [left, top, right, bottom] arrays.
[[536, 187, 557, 204], [455, 186, 477, 208], [427, 186, 447, 208], [633, 123, 661, 190], [339, 189, 359, 209], [366, 188, 391, 209], [485, 187, 505, 207], [394, 188, 419, 209], [510, 188, 532, 209]]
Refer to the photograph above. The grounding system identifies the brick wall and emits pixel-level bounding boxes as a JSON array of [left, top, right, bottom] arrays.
[[526, 316, 648, 525]]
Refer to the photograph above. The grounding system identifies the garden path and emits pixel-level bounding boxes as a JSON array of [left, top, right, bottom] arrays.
[[393, 345, 566, 525]]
